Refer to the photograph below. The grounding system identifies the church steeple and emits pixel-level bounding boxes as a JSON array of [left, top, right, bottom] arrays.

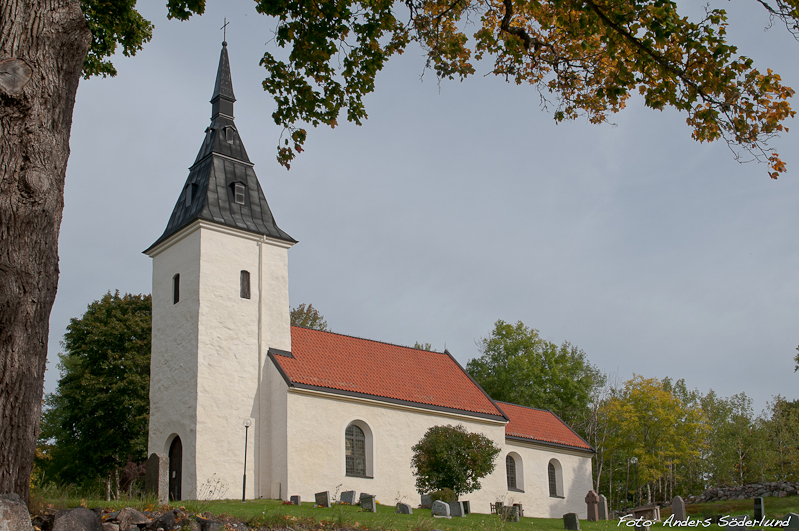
[[211, 41, 236, 119], [145, 41, 295, 254]]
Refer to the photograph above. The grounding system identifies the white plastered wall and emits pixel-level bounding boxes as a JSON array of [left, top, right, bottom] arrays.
[[283, 388, 593, 516], [501, 440, 594, 518], [148, 226, 202, 499], [148, 220, 292, 500], [284, 389, 510, 510]]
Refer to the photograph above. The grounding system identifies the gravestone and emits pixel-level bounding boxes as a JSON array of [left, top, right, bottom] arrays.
[[635, 526, 650, 531], [144, 453, 169, 506], [501, 506, 520, 522], [396, 503, 413, 515], [432, 500, 451, 518], [315, 491, 330, 508], [360, 493, 373, 506], [449, 501, 465, 517], [598, 495, 608, 520], [672, 496, 687, 522], [420, 494, 433, 509], [563, 512, 581, 531], [513, 503, 524, 518], [784, 513, 799, 531], [290, 495, 301, 506], [462, 501, 471, 515], [361, 495, 377, 513], [754, 498, 765, 521], [340, 491, 357, 505], [585, 490, 600, 522]]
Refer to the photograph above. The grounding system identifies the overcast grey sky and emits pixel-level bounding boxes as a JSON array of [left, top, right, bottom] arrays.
[[47, 0, 799, 413]]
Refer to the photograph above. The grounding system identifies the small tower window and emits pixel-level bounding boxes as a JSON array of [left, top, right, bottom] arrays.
[[173, 274, 180, 304], [240, 270, 251, 299], [233, 182, 246, 205], [224, 126, 235, 144]]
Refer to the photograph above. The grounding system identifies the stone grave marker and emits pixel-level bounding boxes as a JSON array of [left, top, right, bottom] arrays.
[[585, 490, 600, 522], [432, 500, 451, 518], [360, 495, 377, 513], [449, 501, 465, 517], [290, 495, 301, 506], [672, 496, 687, 522], [502, 506, 520, 522], [340, 491, 357, 505], [462, 501, 471, 515], [144, 453, 169, 506], [784, 513, 799, 531], [513, 503, 524, 518], [635, 526, 650, 531], [396, 502, 413, 515], [754, 498, 765, 521], [420, 494, 432, 509], [315, 491, 330, 508], [563, 512, 581, 531], [598, 494, 608, 520]]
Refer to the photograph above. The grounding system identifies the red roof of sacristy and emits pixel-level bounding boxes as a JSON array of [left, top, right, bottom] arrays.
[[498, 401, 592, 450], [272, 326, 506, 419]]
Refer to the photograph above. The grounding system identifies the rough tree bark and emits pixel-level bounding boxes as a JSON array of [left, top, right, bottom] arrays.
[[0, 0, 90, 504]]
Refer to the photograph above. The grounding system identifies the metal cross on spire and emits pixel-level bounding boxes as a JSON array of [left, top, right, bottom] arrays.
[[221, 18, 230, 43]]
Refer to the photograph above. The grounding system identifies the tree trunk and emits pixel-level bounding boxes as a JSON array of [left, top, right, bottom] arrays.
[[0, 0, 91, 504]]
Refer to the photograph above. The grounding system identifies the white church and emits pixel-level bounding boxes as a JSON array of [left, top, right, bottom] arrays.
[[144, 41, 594, 517]]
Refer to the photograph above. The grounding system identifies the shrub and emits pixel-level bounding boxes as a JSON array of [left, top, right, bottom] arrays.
[[429, 488, 457, 503], [411, 424, 501, 497]]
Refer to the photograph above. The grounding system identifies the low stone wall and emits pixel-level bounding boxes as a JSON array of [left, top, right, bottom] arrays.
[[687, 482, 799, 503]]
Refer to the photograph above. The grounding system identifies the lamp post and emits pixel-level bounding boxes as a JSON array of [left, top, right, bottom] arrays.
[[630, 456, 638, 508], [242, 419, 252, 502]]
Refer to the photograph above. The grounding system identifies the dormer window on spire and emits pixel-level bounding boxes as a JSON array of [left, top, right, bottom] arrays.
[[233, 182, 246, 205]]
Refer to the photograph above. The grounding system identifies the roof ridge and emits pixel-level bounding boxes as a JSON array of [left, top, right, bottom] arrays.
[[290, 325, 447, 354], [495, 401, 555, 414]]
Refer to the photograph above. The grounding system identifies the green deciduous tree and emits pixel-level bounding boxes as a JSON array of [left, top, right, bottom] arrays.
[[601, 375, 707, 504], [38, 292, 152, 499], [466, 320, 604, 428], [411, 424, 501, 496], [290, 303, 329, 330], [413, 342, 433, 351]]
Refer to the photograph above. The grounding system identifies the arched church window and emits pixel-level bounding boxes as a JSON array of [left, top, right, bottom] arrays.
[[345, 424, 366, 477], [240, 270, 251, 299], [173, 274, 180, 304], [506, 455, 517, 490], [548, 459, 564, 497], [233, 182, 246, 205]]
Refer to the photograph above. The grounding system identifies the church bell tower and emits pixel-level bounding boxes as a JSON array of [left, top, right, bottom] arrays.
[[144, 41, 295, 501]]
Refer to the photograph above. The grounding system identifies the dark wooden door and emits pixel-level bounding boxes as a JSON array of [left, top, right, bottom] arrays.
[[168, 436, 182, 501]]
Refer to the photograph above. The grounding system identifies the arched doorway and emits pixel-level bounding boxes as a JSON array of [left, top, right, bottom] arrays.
[[169, 436, 182, 501]]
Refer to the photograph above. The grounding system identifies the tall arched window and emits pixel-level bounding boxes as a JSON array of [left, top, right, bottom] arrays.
[[506, 455, 517, 490], [345, 424, 366, 477], [548, 459, 564, 497], [173, 274, 180, 304], [240, 270, 251, 299]]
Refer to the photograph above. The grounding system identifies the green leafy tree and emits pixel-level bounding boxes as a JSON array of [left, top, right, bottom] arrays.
[[411, 424, 500, 496], [413, 342, 433, 351], [601, 375, 707, 504], [290, 303, 329, 330], [762, 395, 799, 480], [467, 320, 603, 428], [38, 292, 152, 498]]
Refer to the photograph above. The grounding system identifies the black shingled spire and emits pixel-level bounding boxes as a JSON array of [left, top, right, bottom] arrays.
[[211, 41, 235, 118], [145, 42, 295, 254]]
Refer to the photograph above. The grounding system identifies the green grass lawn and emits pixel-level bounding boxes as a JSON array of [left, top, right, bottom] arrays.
[[35, 495, 799, 531]]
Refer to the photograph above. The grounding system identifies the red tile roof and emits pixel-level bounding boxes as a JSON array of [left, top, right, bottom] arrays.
[[273, 326, 506, 418], [498, 401, 592, 450]]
